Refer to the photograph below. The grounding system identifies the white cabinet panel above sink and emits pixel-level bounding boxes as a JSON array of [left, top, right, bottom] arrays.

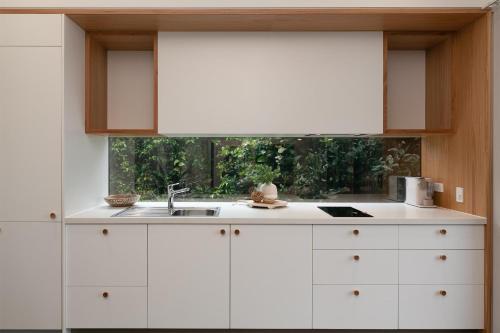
[[158, 32, 383, 135]]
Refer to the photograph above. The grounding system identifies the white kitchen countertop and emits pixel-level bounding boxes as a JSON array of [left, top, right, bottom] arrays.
[[65, 201, 486, 225]]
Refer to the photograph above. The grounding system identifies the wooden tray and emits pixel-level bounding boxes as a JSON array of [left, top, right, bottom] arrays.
[[247, 200, 288, 209]]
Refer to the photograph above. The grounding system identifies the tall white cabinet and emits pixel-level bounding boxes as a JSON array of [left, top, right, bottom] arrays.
[[0, 14, 62, 330]]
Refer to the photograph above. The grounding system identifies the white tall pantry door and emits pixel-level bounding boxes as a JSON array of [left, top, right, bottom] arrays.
[[0, 14, 62, 330]]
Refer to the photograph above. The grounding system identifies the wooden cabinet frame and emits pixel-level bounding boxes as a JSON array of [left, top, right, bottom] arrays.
[[85, 32, 158, 134]]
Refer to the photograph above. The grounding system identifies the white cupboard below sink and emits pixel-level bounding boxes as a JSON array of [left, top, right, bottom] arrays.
[[148, 225, 230, 329], [158, 32, 383, 135], [230, 225, 312, 329]]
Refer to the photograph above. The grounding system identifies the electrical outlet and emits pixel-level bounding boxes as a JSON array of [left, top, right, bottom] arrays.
[[456, 187, 464, 203], [433, 182, 444, 193]]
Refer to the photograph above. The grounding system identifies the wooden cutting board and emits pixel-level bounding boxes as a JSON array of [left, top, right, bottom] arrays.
[[246, 200, 288, 209]]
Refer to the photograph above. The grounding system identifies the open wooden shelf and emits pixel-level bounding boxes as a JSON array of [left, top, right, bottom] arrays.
[[383, 31, 454, 136], [85, 32, 158, 135]]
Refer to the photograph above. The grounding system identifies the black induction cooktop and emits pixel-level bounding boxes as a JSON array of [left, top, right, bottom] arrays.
[[318, 206, 373, 218]]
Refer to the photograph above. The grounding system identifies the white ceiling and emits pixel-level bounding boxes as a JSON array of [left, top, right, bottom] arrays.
[[0, 0, 493, 8]]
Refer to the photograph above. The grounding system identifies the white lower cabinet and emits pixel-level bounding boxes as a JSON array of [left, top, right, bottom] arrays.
[[0, 222, 61, 330], [65, 223, 484, 330], [399, 250, 484, 284], [399, 285, 484, 329], [230, 225, 312, 329], [313, 285, 398, 329], [314, 250, 398, 285], [148, 225, 230, 328], [67, 286, 147, 328]]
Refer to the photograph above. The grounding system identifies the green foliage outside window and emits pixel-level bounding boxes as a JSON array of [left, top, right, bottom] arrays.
[[109, 137, 421, 200]]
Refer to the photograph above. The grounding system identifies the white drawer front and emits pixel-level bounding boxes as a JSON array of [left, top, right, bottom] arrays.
[[67, 225, 147, 286], [399, 225, 484, 249], [400, 250, 484, 285], [399, 285, 484, 329], [314, 250, 397, 285], [0, 14, 62, 46], [313, 285, 398, 329], [67, 287, 147, 328], [313, 225, 397, 249]]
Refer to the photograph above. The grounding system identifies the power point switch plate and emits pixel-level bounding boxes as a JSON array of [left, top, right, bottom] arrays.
[[434, 183, 444, 193], [456, 187, 464, 203]]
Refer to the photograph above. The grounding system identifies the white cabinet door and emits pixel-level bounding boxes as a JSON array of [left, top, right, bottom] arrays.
[[313, 285, 398, 329], [148, 225, 230, 328], [230, 225, 312, 329], [158, 32, 383, 135], [399, 250, 484, 285], [67, 225, 147, 286], [0, 222, 61, 329], [314, 250, 398, 285], [0, 14, 62, 46], [0, 47, 62, 222], [67, 286, 147, 329], [399, 285, 484, 329]]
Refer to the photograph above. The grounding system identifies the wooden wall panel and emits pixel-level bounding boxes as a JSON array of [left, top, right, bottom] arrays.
[[425, 37, 452, 130], [421, 12, 492, 333]]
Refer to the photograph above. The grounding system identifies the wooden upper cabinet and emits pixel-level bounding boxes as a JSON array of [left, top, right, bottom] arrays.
[[157, 32, 384, 135], [85, 32, 158, 135], [384, 32, 453, 135], [0, 14, 62, 46]]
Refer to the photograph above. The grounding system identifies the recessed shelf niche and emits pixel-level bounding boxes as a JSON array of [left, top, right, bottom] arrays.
[[85, 32, 158, 135], [384, 32, 453, 135]]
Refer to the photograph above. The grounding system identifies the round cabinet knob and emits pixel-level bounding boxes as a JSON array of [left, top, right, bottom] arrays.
[[439, 229, 447, 235], [439, 254, 447, 261], [102, 292, 109, 298], [49, 212, 56, 220], [353, 255, 360, 261], [102, 228, 109, 235], [220, 229, 226, 235], [439, 290, 447, 296], [234, 229, 240, 236], [353, 229, 360, 236], [353, 290, 360, 296]]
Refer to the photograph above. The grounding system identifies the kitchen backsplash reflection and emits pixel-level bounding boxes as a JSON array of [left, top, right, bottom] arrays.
[[109, 137, 421, 200]]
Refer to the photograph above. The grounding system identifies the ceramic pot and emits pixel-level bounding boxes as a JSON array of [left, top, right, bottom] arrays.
[[258, 182, 278, 200]]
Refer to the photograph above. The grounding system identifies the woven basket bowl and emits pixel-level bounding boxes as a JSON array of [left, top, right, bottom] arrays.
[[104, 194, 140, 207]]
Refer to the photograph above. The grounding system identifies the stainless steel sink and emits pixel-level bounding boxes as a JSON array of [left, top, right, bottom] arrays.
[[112, 206, 220, 217]]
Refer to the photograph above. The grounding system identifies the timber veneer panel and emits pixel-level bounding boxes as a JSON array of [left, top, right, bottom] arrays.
[[421, 12, 492, 333]]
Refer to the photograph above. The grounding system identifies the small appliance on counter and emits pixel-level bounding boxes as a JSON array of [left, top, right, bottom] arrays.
[[404, 177, 436, 208], [388, 176, 406, 202]]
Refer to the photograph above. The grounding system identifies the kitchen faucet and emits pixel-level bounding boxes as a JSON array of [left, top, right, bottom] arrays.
[[167, 183, 190, 210]]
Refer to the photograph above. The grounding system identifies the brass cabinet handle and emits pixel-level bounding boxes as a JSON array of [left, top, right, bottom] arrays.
[[439, 229, 447, 235], [439, 254, 447, 261], [234, 229, 240, 236], [439, 290, 447, 296], [353, 290, 360, 296], [102, 292, 109, 298], [353, 255, 360, 261], [49, 212, 56, 220], [220, 229, 226, 235], [102, 228, 109, 235], [353, 229, 360, 236]]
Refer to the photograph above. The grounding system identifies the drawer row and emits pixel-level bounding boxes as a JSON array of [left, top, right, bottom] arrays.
[[314, 249, 484, 285], [66, 284, 484, 329], [314, 224, 484, 249]]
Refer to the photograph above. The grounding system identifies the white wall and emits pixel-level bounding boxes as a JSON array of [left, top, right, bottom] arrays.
[[63, 16, 108, 217], [387, 50, 426, 130], [493, 6, 500, 333], [0, 0, 493, 8], [107, 51, 154, 130]]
